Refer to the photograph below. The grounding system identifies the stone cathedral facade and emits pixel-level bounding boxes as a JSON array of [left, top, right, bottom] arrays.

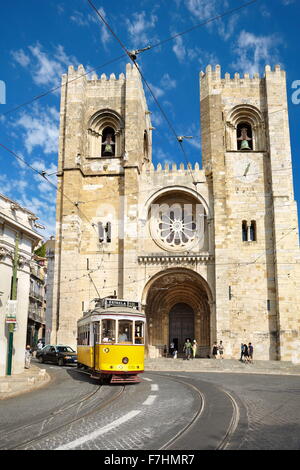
[[51, 62, 300, 362]]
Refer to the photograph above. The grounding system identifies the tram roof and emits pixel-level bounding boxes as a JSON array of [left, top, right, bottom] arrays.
[[78, 306, 145, 322]]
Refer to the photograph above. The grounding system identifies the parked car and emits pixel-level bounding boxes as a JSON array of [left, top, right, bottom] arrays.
[[36, 345, 77, 366]]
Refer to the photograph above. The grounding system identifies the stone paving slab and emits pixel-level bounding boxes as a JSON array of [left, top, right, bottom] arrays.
[[145, 358, 300, 376], [0, 365, 51, 400]]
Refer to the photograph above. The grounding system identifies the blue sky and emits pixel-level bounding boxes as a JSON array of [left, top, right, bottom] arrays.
[[0, 0, 300, 238]]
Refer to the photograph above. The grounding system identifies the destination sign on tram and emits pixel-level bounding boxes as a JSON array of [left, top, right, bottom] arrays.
[[104, 299, 141, 310]]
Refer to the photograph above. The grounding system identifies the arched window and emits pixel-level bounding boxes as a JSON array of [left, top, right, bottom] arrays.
[[250, 220, 256, 242], [87, 109, 124, 159], [242, 220, 257, 242], [101, 126, 115, 156], [225, 105, 266, 152], [242, 221, 248, 242], [143, 131, 149, 160], [237, 122, 253, 151]]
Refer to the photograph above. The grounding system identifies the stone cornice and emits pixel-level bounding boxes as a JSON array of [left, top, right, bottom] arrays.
[[138, 252, 214, 264]]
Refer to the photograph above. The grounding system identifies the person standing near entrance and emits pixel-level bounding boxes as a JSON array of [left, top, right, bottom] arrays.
[[183, 338, 192, 360], [218, 341, 224, 359], [192, 339, 198, 359], [248, 342, 254, 363], [212, 342, 218, 359]]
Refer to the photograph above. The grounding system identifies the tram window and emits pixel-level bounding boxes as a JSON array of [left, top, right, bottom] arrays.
[[93, 322, 100, 344], [101, 319, 116, 343], [118, 320, 133, 343], [134, 321, 144, 344], [78, 324, 90, 345]]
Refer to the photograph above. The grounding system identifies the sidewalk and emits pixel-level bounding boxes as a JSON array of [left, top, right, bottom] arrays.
[[0, 364, 51, 400], [145, 357, 300, 376]]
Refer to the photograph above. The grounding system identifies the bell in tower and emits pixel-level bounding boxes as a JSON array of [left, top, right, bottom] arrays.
[[102, 127, 115, 156], [237, 124, 252, 150]]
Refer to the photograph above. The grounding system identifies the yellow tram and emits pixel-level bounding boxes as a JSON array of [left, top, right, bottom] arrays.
[[77, 298, 145, 384]]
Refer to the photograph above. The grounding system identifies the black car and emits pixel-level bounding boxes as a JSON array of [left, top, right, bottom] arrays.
[[36, 345, 77, 366]]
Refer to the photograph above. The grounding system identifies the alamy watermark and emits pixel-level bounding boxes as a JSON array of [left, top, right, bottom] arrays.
[[0, 80, 6, 104], [292, 80, 300, 105]]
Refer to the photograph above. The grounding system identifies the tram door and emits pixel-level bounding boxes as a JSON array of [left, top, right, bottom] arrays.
[[169, 303, 194, 353]]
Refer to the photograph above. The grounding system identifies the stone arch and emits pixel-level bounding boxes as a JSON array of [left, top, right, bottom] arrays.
[[142, 186, 210, 254], [143, 268, 213, 358], [87, 108, 125, 158], [225, 104, 266, 151]]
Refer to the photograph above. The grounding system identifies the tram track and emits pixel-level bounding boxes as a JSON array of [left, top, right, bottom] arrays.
[[0, 379, 126, 450], [150, 372, 240, 451]]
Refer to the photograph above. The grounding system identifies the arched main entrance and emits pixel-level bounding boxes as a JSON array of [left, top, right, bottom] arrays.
[[143, 268, 212, 358], [169, 303, 194, 353]]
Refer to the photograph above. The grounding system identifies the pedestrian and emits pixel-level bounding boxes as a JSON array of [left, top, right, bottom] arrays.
[[37, 339, 43, 350], [240, 343, 244, 362], [173, 349, 177, 359], [169, 341, 174, 357], [248, 342, 254, 363], [242, 343, 249, 363], [212, 341, 218, 359], [163, 344, 168, 358], [218, 340, 224, 359], [183, 338, 192, 360], [25, 345, 32, 369], [192, 339, 198, 359]]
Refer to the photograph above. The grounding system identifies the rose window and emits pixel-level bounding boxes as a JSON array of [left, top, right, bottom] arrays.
[[149, 200, 205, 252], [159, 207, 196, 247]]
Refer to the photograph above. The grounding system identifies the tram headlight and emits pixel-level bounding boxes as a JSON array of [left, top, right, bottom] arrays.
[[103, 348, 110, 353], [122, 357, 129, 364]]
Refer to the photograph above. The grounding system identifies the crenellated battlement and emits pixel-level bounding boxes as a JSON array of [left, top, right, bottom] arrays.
[[63, 63, 138, 83], [200, 64, 285, 87], [142, 161, 203, 173]]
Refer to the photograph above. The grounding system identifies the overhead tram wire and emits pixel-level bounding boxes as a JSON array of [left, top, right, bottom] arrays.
[[85, 0, 261, 191], [1, 0, 259, 120], [1, 54, 126, 118], [0, 143, 99, 238], [85, 0, 200, 189]]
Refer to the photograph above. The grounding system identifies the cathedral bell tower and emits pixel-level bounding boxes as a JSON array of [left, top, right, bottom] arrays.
[[51, 63, 152, 347], [200, 64, 300, 362]]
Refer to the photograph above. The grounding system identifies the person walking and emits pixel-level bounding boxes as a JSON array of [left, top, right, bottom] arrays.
[[212, 342, 218, 359], [192, 339, 198, 359], [242, 343, 249, 363], [240, 343, 244, 362], [248, 342, 254, 363], [183, 338, 192, 360], [25, 345, 32, 369], [218, 340, 224, 359]]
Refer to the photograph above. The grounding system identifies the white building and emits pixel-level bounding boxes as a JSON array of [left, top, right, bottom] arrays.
[[0, 194, 43, 376]]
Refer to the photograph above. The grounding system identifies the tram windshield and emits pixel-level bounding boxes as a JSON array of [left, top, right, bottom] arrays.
[[118, 320, 133, 343], [97, 317, 145, 344]]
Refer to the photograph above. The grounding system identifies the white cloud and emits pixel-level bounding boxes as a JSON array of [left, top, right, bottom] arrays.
[[172, 36, 219, 67], [11, 49, 30, 67], [11, 43, 79, 89], [185, 0, 223, 20], [70, 7, 111, 46], [14, 105, 59, 155], [160, 74, 176, 91], [232, 31, 282, 76], [125, 11, 158, 48], [173, 36, 186, 63], [185, 0, 240, 41]]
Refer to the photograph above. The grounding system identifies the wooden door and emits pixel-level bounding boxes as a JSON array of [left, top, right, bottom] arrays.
[[169, 303, 194, 353]]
